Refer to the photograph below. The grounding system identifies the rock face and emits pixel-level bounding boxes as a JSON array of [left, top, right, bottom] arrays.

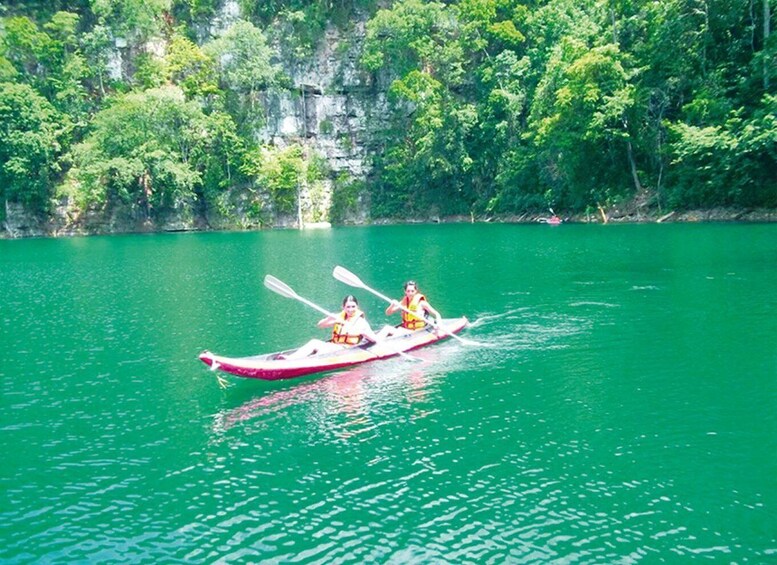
[[259, 20, 389, 226], [3, 202, 45, 238]]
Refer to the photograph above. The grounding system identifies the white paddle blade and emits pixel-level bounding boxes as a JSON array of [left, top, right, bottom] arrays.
[[264, 274, 298, 299], [333, 266, 395, 303], [332, 266, 365, 288]]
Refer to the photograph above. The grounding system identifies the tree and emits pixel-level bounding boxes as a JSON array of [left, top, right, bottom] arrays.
[[384, 70, 477, 216], [667, 94, 777, 209], [1, 12, 91, 118], [166, 34, 219, 101], [0, 16, 49, 81], [519, 35, 640, 210], [362, 0, 464, 87], [205, 19, 284, 135], [89, 0, 172, 41], [62, 86, 241, 219], [205, 20, 282, 98], [80, 24, 114, 97], [243, 144, 304, 217], [0, 82, 68, 212], [362, 0, 482, 217]]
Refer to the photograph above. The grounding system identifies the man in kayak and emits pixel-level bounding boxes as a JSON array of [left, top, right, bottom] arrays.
[[380, 280, 442, 337], [284, 295, 379, 359]]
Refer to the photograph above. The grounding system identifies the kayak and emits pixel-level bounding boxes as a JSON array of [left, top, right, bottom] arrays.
[[199, 317, 468, 381]]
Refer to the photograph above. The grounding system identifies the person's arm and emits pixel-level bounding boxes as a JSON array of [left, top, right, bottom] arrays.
[[420, 299, 442, 324], [353, 317, 378, 343], [385, 298, 401, 315], [317, 313, 338, 328], [362, 323, 379, 343]]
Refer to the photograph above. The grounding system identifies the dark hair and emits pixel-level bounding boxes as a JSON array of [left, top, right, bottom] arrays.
[[404, 280, 417, 290], [342, 295, 359, 307]]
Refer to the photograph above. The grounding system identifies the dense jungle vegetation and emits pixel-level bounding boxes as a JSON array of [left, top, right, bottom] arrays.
[[1, 0, 775, 228]]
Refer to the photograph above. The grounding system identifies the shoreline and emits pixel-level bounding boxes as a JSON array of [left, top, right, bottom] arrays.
[[2, 206, 775, 239], [362, 206, 777, 226]]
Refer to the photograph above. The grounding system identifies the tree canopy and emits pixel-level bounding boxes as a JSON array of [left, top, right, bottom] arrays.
[[0, 0, 774, 231]]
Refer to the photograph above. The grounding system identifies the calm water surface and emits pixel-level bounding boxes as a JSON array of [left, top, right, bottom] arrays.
[[1, 224, 775, 563]]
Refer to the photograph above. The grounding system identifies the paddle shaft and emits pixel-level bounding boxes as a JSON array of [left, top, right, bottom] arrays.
[[294, 295, 336, 319]]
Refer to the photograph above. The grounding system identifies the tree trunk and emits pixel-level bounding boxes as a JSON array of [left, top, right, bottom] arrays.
[[597, 203, 608, 224], [626, 140, 643, 193]]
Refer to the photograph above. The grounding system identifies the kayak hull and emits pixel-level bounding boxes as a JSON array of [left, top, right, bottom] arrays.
[[199, 317, 468, 381]]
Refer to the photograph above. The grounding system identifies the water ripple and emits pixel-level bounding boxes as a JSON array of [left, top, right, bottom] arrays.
[[3, 226, 775, 563]]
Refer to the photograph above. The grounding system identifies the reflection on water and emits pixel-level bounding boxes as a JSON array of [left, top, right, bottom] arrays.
[[212, 353, 449, 441]]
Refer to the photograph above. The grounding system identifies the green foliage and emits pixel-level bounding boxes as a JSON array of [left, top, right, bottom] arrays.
[[0, 56, 17, 82], [197, 110, 246, 208], [455, 0, 527, 58], [0, 82, 68, 211], [62, 86, 242, 217], [363, 0, 464, 85], [1, 16, 49, 78], [166, 34, 219, 100], [527, 42, 637, 208], [133, 52, 167, 89], [240, 0, 380, 56], [79, 24, 114, 96], [1, 12, 92, 119], [375, 70, 477, 217], [329, 174, 365, 224], [90, 0, 171, 40], [203, 20, 284, 135], [362, 0, 775, 215], [1, 0, 775, 232], [171, 0, 222, 23], [0, 1, 92, 23], [205, 20, 282, 95], [241, 144, 330, 219], [666, 121, 732, 208], [242, 144, 304, 216], [666, 95, 777, 209], [319, 118, 334, 136]]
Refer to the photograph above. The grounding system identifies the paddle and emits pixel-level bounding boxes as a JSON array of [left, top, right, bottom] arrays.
[[332, 266, 479, 346], [263, 274, 421, 361], [264, 275, 334, 318]]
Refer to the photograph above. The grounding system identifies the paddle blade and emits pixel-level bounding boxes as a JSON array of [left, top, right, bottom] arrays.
[[263, 274, 298, 300], [333, 266, 366, 289]]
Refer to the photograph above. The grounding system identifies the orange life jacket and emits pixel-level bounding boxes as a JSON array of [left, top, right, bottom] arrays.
[[401, 293, 427, 330], [331, 308, 365, 345]]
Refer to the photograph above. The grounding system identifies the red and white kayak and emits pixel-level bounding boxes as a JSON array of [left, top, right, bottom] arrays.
[[199, 317, 469, 381]]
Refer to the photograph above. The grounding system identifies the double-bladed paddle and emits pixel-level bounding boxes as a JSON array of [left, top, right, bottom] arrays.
[[263, 274, 421, 362], [332, 266, 479, 346]]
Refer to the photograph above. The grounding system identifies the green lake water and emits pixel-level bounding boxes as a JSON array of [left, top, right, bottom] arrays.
[[1, 223, 775, 563]]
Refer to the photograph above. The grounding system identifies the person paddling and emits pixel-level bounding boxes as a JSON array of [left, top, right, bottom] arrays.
[[284, 295, 378, 359], [380, 280, 442, 337]]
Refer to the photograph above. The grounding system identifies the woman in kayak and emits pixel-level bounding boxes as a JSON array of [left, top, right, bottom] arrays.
[[285, 295, 379, 359], [379, 280, 442, 337]]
